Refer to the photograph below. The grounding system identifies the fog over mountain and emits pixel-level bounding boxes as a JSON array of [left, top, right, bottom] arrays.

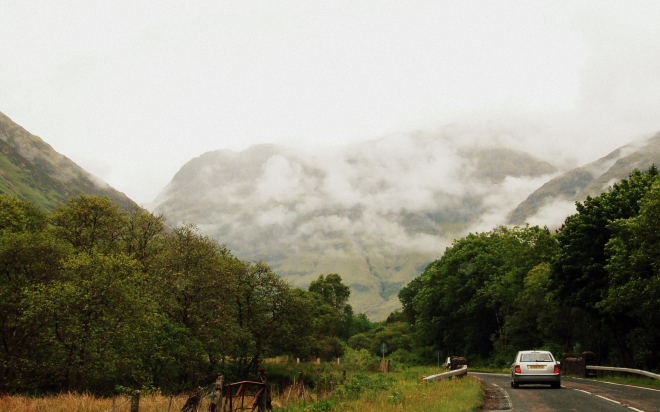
[[510, 131, 660, 227], [153, 127, 558, 318]]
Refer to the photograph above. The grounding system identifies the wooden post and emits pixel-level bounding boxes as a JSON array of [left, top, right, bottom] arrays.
[[258, 368, 267, 412], [317, 358, 320, 365], [167, 396, 172, 412], [130, 390, 140, 412], [317, 368, 321, 401], [210, 374, 223, 412], [111, 398, 116, 412], [195, 387, 203, 412], [297, 358, 300, 364], [298, 372, 305, 398], [337, 358, 340, 365]]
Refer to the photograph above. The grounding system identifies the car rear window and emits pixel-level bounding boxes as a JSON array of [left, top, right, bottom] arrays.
[[520, 353, 553, 362]]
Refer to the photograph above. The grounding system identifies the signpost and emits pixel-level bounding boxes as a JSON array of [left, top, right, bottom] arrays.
[[381, 342, 388, 360]]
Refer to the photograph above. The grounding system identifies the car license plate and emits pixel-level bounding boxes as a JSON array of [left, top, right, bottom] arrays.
[[529, 365, 545, 369]]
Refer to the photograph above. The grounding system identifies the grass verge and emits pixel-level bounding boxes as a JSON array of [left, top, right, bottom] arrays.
[[271, 366, 483, 412]]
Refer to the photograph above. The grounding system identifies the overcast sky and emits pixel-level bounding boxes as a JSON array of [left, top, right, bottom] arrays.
[[2, 0, 660, 205]]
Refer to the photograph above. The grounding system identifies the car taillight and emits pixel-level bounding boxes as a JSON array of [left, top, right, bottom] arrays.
[[515, 365, 521, 374], [554, 365, 560, 374]]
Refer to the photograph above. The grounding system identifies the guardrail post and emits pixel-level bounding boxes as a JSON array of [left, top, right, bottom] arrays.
[[582, 352, 596, 378]]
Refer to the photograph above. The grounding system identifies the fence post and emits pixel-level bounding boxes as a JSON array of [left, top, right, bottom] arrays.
[[130, 390, 140, 412], [258, 368, 268, 412], [112, 398, 116, 412], [298, 371, 305, 398], [209, 374, 223, 412]]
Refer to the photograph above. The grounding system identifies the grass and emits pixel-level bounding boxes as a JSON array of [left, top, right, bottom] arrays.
[[270, 366, 483, 412], [0, 393, 195, 412], [467, 366, 509, 374], [0, 366, 483, 412]]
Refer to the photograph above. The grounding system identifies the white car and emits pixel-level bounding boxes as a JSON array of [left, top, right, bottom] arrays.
[[510, 350, 561, 389]]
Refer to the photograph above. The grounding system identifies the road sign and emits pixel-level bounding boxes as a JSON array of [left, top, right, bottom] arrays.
[[381, 342, 388, 359]]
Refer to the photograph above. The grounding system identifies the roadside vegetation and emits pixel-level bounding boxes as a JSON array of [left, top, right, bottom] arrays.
[[398, 166, 660, 374], [1, 165, 660, 404]]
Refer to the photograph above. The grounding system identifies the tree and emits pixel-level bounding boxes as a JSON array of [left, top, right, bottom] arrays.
[[552, 167, 659, 310], [599, 180, 660, 368], [551, 166, 660, 366], [308, 274, 353, 339], [405, 225, 557, 362], [0, 196, 68, 392], [228, 261, 312, 377], [51, 194, 128, 253], [22, 251, 150, 391], [124, 205, 165, 270], [148, 225, 235, 383]]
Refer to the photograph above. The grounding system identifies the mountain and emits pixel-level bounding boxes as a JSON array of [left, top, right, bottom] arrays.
[[153, 132, 558, 319], [509, 132, 660, 226], [0, 111, 134, 210]]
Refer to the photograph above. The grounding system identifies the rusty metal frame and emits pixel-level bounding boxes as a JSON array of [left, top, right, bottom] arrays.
[[223, 381, 265, 411]]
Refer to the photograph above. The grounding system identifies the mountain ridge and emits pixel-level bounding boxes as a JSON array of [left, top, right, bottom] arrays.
[[153, 133, 559, 319], [0, 111, 134, 210], [509, 132, 660, 225]]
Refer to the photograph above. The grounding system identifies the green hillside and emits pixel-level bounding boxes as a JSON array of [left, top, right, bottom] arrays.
[[0, 111, 134, 210]]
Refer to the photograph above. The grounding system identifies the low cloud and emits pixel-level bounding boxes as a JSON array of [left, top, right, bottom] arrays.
[[157, 127, 562, 264]]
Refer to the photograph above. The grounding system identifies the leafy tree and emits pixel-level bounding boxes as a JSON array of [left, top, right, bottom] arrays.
[[306, 274, 355, 359], [551, 166, 660, 366], [23, 251, 149, 391], [124, 205, 165, 270], [552, 166, 659, 310], [0, 196, 69, 392], [404, 225, 557, 362], [228, 261, 312, 377], [148, 225, 235, 382], [600, 180, 660, 368], [51, 194, 128, 253]]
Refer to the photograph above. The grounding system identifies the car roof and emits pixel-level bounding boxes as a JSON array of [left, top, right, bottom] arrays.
[[518, 350, 552, 354]]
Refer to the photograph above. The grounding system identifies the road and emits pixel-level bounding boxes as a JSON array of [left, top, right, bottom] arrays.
[[471, 372, 660, 412]]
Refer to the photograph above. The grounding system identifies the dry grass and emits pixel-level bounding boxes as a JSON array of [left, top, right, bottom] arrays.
[[0, 393, 194, 412], [1, 367, 483, 412]]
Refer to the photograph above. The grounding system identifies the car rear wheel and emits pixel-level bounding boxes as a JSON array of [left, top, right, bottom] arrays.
[[511, 380, 519, 389], [551, 382, 561, 389]]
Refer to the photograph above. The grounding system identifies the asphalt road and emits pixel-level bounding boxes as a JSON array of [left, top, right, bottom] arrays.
[[471, 372, 660, 412]]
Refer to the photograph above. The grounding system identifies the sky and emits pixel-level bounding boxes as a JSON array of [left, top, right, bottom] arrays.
[[2, 0, 660, 205]]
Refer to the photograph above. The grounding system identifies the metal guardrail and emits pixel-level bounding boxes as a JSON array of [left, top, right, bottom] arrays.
[[586, 366, 660, 380], [423, 365, 468, 381]]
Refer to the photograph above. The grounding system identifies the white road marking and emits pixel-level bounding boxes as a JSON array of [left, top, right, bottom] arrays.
[[567, 376, 660, 393], [595, 394, 620, 404], [569, 386, 647, 412], [490, 382, 513, 411]]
